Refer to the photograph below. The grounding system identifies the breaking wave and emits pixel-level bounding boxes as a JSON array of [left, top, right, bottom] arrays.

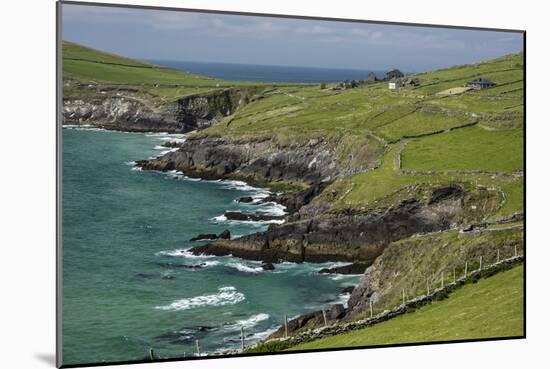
[[155, 286, 245, 311], [223, 313, 270, 331]]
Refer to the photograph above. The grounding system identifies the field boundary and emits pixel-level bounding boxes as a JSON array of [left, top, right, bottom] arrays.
[[238, 255, 523, 354]]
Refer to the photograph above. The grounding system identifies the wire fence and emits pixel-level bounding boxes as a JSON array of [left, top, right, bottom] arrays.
[[146, 246, 523, 359]]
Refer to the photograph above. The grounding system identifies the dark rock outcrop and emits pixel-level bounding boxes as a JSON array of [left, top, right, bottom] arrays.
[[189, 233, 218, 242], [224, 211, 284, 222], [63, 88, 259, 133], [237, 196, 254, 203], [261, 261, 275, 271], [319, 263, 368, 275], [268, 310, 326, 339], [189, 229, 231, 241], [137, 135, 342, 186], [218, 229, 231, 240], [329, 304, 346, 320], [341, 286, 355, 294], [191, 187, 466, 264]]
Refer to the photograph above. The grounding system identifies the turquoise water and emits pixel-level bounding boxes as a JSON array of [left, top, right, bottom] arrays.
[[62, 128, 360, 365]]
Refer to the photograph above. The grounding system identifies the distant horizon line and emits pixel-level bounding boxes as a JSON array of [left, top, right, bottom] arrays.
[[62, 39, 523, 77], [143, 58, 393, 73]]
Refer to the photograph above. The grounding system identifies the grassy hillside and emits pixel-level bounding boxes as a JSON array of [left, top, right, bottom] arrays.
[[249, 265, 523, 352], [401, 125, 523, 173], [198, 52, 524, 220], [62, 41, 264, 104]]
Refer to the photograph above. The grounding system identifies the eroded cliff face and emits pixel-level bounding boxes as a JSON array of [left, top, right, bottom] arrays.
[[190, 185, 476, 264], [137, 135, 342, 185], [62, 88, 257, 133], [345, 225, 524, 319]]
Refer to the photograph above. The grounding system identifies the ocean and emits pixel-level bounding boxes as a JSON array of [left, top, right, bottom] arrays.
[[62, 128, 361, 365], [146, 59, 385, 83]]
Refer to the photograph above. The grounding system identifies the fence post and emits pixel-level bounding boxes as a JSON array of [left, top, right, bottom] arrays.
[[149, 348, 155, 361], [195, 339, 201, 357], [322, 309, 328, 327], [479, 256, 483, 271], [464, 261, 468, 278], [514, 245, 518, 257], [426, 278, 430, 295], [369, 299, 373, 318], [453, 267, 456, 283], [284, 313, 288, 338], [241, 326, 245, 352], [402, 288, 406, 305], [441, 272, 444, 288], [497, 249, 500, 263]]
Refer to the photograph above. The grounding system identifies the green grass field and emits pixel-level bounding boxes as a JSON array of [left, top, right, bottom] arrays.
[[62, 41, 267, 104], [287, 265, 524, 351], [401, 125, 524, 173]]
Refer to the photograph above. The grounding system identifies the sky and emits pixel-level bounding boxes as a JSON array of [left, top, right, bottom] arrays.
[[62, 3, 523, 72]]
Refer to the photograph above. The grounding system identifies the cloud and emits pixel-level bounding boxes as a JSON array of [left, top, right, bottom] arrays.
[[296, 25, 334, 34], [350, 28, 383, 40]]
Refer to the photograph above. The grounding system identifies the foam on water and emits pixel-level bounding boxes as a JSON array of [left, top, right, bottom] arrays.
[[209, 214, 285, 225], [223, 313, 270, 331], [227, 262, 264, 274], [256, 202, 287, 216], [63, 124, 106, 132], [155, 286, 245, 311], [156, 248, 215, 259]]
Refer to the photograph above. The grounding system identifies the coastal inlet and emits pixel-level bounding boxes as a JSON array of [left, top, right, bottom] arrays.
[[61, 127, 361, 364]]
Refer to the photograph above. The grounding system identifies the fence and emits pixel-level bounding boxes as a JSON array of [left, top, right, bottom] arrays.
[[244, 252, 524, 353], [146, 249, 524, 358]]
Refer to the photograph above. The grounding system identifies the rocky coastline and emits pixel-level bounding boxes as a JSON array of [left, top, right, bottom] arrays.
[[63, 87, 261, 133], [62, 86, 519, 348]]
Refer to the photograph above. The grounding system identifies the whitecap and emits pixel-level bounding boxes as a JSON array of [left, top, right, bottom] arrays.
[[227, 262, 264, 274], [328, 273, 362, 281], [154, 286, 245, 311], [156, 248, 215, 259], [62, 124, 106, 132], [247, 327, 279, 341], [223, 313, 270, 331], [209, 214, 285, 226], [210, 215, 228, 223], [201, 260, 221, 268], [256, 202, 287, 216], [219, 180, 266, 192]]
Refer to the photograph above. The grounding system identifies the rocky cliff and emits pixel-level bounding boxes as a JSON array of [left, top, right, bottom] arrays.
[[190, 184, 487, 264], [62, 88, 258, 133]]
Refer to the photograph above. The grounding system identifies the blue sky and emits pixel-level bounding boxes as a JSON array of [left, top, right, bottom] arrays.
[[62, 3, 523, 72]]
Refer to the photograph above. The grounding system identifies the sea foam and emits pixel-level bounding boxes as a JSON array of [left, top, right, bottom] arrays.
[[223, 313, 270, 331], [227, 262, 264, 274], [155, 286, 245, 311]]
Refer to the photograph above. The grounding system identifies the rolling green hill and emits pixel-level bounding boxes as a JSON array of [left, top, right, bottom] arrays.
[[246, 264, 524, 352], [291, 265, 524, 350], [62, 41, 265, 104]]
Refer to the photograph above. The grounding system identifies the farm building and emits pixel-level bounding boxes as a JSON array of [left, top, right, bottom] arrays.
[[388, 78, 403, 89], [366, 72, 378, 83], [467, 78, 496, 89], [402, 77, 420, 87], [385, 69, 404, 80]]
